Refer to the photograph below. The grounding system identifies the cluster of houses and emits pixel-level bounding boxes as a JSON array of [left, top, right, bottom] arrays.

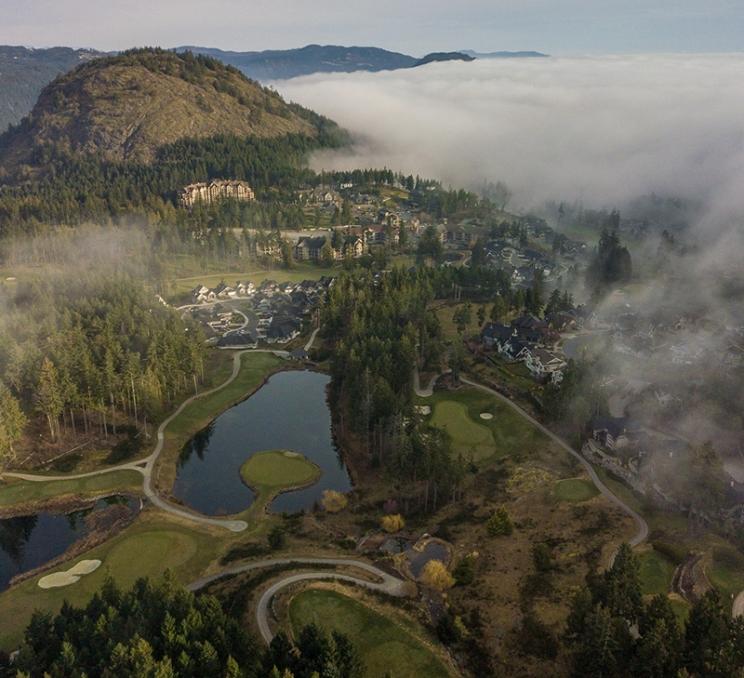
[[480, 312, 580, 383], [294, 223, 401, 262], [180, 180, 255, 207], [187, 277, 332, 348]]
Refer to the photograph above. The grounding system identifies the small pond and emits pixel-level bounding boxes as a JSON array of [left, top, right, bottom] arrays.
[[173, 370, 352, 516], [0, 496, 138, 591], [406, 541, 451, 578]]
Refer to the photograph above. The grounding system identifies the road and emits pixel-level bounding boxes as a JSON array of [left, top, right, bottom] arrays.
[[187, 556, 407, 643], [414, 367, 648, 549]]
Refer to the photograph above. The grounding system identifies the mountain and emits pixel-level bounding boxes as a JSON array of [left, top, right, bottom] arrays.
[[0, 48, 331, 171], [174, 44, 473, 80], [415, 52, 475, 66], [461, 50, 549, 59], [0, 46, 105, 132]]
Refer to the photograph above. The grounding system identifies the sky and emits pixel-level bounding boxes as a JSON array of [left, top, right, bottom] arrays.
[[1, 0, 743, 54]]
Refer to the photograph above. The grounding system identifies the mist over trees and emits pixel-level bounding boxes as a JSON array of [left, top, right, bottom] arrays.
[[585, 227, 632, 294]]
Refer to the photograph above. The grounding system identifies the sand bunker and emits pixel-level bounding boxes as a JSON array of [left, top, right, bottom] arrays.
[[415, 405, 432, 415], [38, 572, 80, 589], [38, 559, 102, 589], [479, 413, 494, 420], [67, 559, 102, 576]]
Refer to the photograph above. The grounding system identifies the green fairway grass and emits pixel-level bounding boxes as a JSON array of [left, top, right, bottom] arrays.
[[0, 470, 142, 507], [554, 478, 599, 503], [289, 589, 451, 678], [0, 514, 223, 650], [637, 547, 675, 595], [424, 389, 550, 464], [430, 400, 495, 461], [241, 450, 320, 494]]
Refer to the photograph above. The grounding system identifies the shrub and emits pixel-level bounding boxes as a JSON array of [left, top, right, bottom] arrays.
[[453, 555, 476, 586], [420, 560, 455, 591], [321, 490, 348, 513], [268, 526, 286, 550], [380, 514, 406, 533], [486, 507, 513, 536]]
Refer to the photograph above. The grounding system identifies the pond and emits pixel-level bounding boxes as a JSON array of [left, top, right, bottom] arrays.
[[406, 541, 451, 578], [0, 496, 138, 591], [173, 370, 352, 516]]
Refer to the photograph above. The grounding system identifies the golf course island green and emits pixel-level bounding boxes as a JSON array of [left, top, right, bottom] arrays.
[[240, 450, 321, 500]]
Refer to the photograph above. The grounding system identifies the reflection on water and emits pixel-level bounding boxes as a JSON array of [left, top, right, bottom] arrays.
[[174, 370, 352, 516], [0, 496, 137, 591]]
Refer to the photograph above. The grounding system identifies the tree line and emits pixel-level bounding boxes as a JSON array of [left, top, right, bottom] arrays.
[[0, 272, 205, 466], [4, 573, 363, 678], [323, 268, 465, 512]]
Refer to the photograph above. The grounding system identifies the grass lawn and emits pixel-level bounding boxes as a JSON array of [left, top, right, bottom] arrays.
[[289, 589, 451, 678], [424, 388, 550, 465], [554, 478, 599, 503], [637, 547, 675, 596], [430, 401, 495, 462], [241, 450, 320, 495], [0, 512, 224, 650], [0, 470, 142, 508]]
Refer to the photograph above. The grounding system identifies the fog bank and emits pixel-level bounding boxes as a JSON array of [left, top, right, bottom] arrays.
[[278, 54, 744, 217]]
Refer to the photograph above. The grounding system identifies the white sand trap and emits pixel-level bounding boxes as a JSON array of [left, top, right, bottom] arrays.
[[38, 572, 81, 589], [38, 559, 102, 589], [480, 413, 494, 420], [67, 559, 101, 576], [283, 451, 301, 458], [415, 405, 431, 415]]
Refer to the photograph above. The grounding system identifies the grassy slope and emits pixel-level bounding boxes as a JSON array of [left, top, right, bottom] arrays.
[[289, 589, 451, 678]]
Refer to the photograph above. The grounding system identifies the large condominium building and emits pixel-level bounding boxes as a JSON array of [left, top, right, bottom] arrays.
[[180, 180, 255, 207]]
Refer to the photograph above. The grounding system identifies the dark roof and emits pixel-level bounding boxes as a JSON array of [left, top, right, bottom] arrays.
[[217, 330, 256, 347], [591, 416, 628, 438], [482, 323, 513, 343]]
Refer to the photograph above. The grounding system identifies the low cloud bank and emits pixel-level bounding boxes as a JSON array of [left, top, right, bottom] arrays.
[[278, 54, 744, 221]]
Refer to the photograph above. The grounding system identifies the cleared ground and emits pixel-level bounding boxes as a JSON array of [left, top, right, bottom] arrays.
[[289, 588, 451, 678]]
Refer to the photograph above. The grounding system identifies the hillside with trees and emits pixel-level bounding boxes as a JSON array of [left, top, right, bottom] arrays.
[[0, 48, 340, 172]]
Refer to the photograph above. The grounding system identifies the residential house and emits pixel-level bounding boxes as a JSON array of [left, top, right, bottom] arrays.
[[481, 322, 514, 351], [590, 416, 629, 451], [180, 180, 255, 207], [295, 236, 328, 262], [524, 348, 568, 382]]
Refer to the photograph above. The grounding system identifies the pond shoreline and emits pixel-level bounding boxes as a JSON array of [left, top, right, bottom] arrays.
[[3, 494, 141, 589]]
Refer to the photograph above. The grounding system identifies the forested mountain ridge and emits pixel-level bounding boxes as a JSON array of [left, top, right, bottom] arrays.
[[0, 48, 331, 173], [0, 46, 105, 133], [175, 44, 473, 79]]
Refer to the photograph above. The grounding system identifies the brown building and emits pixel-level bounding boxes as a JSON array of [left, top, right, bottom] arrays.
[[180, 180, 255, 207]]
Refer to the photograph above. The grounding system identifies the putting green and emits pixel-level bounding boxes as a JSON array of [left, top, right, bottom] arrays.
[[430, 401, 495, 461], [241, 450, 320, 493], [290, 589, 451, 678], [554, 478, 599, 503]]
